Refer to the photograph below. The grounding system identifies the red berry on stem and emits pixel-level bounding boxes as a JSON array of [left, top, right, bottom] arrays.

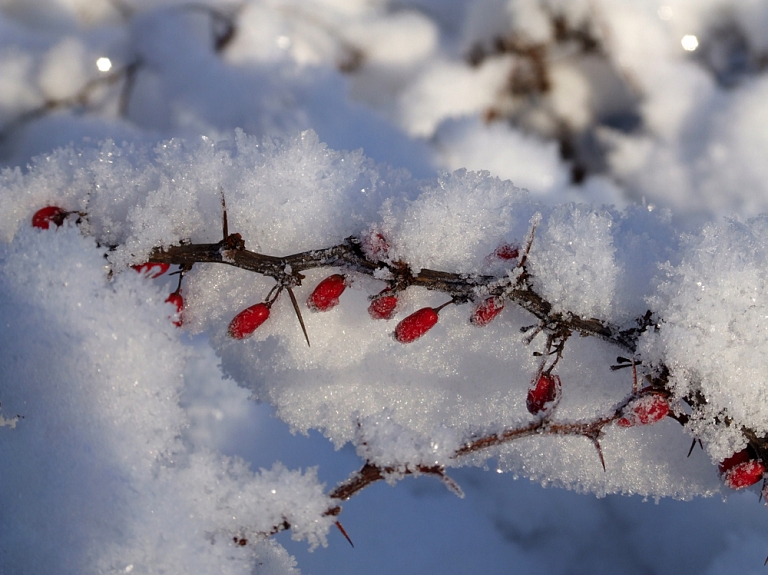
[[394, 307, 439, 343], [719, 449, 766, 489], [166, 292, 183, 327], [493, 242, 519, 261], [526, 373, 562, 416], [368, 289, 398, 320], [132, 262, 171, 278], [228, 303, 271, 339], [307, 274, 347, 312], [32, 206, 67, 229], [616, 394, 669, 428], [470, 297, 504, 326]]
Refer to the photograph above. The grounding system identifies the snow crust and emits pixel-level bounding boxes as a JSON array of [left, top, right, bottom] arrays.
[[0, 225, 330, 574]]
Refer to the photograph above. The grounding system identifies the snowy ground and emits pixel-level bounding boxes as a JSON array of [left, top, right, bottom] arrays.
[[2, 1, 768, 574]]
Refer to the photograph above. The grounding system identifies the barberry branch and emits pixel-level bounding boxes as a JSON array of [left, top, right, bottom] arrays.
[[31, 203, 768, 547], [147, 236, 640, 352]]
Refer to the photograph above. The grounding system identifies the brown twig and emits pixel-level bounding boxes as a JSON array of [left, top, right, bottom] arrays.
[[147, 237, 639, 352]]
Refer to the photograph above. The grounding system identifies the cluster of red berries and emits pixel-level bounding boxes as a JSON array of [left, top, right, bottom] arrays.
[[224, 235, 524, 343], [36, 206, 766, 490]]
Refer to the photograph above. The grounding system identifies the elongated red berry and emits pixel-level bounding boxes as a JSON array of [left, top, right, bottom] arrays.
[[32, 206, 67, 229], [616, 394, 669, 427], [470, 297, 504, 326], [719, 449, 766, 489], [307, 274, 347, 312], [132, 262, 171, 278], [394, 307, 439, 343], [166, 292, 183, 327], [228, 303, 271, 339], [368, 289, 398, 320], [526, 373, 562, 416]]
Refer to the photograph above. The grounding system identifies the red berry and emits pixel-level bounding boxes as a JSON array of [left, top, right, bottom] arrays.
[[368, 289, 398, 320], [228, 303, 271, 339], [307, 274, 347, 312], [394, 307, 439, 343], [719, 449, 766, 489], [526, 373, 562, 416], [166, 292, 183, 327], [132, 262, 171, 278], [470, 297, 504, 326], [31, 206, 67, 229], [493, 242, 519, 261], [616, 394, 669, 427]]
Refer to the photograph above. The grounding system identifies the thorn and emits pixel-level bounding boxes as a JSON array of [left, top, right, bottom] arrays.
[[592, 438, 606, 471], [631, 358, 638, 394], [439, 472, 465, 498], [610, 364, 632, 371], [220, 187, 228, 240], [616, 356, 631, 364], [517, 215, 539, 269], [687, 438, 697, 458], [335, 521, 354, 548], [287, 287, 310, 347]]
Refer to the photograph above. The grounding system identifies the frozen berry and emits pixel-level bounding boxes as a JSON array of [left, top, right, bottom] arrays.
[[166, 292, 183, 327], [228, 303, 271, 339], [616, 394, 669, 427], [132, 262, 171, 278], [31, 206, 67, 229], [307, 274, 347, 312], [394, 307, 439, 343], [470, 297, 504, 326], [368, 289, 398, 320], [526, 373, 562, 416], [361, 231, 390, 262], [493, 242, 519, 261], [719, 449, 766, 489]]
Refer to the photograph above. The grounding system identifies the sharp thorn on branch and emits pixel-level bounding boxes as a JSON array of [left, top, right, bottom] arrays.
[[517, 213, 539, 269], [334, 521, 354, 548], [438, 471, 465, 498], [220, 187, 228, 240], [687, 438, 697, 458], [592, 438, 606, 471], [287, 287, 311, 347], [631, 358, 638, 394]]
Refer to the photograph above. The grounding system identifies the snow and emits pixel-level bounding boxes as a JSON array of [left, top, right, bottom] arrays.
[[3, 0, 768, 574]]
